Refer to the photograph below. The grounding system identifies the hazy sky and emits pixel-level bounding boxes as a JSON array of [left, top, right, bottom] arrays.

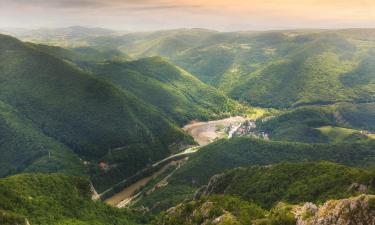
[[1, 0, 375, 31]]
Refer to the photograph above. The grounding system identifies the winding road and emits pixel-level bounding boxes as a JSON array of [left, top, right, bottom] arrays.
[[104, 116, 246, 207]]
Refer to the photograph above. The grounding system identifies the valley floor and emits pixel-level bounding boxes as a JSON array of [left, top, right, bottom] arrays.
[[182, 116, 246, 145], [103, 116, 248, 207]]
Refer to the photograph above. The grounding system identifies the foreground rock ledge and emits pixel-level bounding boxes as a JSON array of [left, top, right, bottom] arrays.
[[294, 195, 375, 225]]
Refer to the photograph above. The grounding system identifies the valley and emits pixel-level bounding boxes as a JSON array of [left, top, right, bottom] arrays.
[[0, 27, 375, 225], [103, 116, 251, 208]]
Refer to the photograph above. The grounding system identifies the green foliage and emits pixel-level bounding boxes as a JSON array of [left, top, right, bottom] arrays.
[[0, 173, 148, 225], [91, 57, 245, 125], [0, 34, 192, 191], [0, 100, 83, 177], [35, 44, 130, 69], [135, 184, 197, 213], [0, 209, 27, 225], [157, 195, 266, 225], [335, 102, 375, 132], [156, 162, 374, 224], [256, 103, 375, 143], [138, 138, 375, 211], [173, 138, 375, 187], [256, 106, 335, 143], [205, 162, 374, 208], [62, 29, 375, 108], [316, 126, 373, 143], [261, 203, 296, 225]]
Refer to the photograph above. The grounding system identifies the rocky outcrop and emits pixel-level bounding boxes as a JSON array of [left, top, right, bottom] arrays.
[[195, 173, 227, 198], [161, 200, 239, 225], [294, 195, 375, 225]]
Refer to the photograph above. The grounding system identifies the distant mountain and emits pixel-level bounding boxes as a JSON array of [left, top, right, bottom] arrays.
[[0, 34, 193, 191], [11, 28, 375, 108], [91, 57, 245, 125], [35, 44, 131, 64], [1, 26, 119, 47], [22, 26, 116, 39], [229, 33, 375, 108], [69, 28, 375, 108]]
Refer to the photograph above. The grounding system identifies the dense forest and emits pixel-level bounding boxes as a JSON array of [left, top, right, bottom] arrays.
[[0, 27, 375, 225]]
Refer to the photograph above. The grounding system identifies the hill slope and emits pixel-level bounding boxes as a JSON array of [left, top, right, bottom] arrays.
[[0, 100, 83, 177], [13, 28, 375, 108], [200, 162, 374, 209], [158, 161, 375, 225], [0, 34, 192, 191], [256, 103, 375, 143], [91, 57, 245, 125], [0, 173, 145, 225], [71, 29, 375, 108], [135, 138, 375, 211]]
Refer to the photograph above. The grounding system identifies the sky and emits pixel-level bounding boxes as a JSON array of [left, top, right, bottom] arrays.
[[0, 0, 375, 31]]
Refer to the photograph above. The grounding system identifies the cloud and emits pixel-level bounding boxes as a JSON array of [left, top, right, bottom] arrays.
[[1, 0, 108, 8], [123, 4, 202, 11], [0, 0, 374, 30]]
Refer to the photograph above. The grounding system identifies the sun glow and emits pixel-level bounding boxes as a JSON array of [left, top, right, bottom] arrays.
[[0, 0, 374, 30]]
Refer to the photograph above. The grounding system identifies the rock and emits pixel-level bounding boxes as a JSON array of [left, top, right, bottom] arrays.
[[347, 183, 369, 194], [194, 185, 208, 200], [211, 213, 240, 225], [295, 195, 375, 225], [200, 173, 227, 196]]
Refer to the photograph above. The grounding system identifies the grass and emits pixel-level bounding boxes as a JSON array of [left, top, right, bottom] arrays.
[[317, 126, 375, 143], [256, 103, 375, 143]]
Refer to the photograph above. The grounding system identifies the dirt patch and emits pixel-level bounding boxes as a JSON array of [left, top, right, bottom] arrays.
[[105, 163, 173, 206], [183, 116, 246, 146]]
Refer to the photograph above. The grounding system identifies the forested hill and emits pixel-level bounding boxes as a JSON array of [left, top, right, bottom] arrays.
[[0, 34, 193, 191], [90, 56, 245, 125], [0, 173, 146, 225], [40, 28, 375, 109]]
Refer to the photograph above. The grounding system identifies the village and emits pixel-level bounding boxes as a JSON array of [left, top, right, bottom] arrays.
[[226, 119, 270, 140]]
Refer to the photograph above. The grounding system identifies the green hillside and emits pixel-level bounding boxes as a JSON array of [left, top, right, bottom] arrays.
[[230, 33, 374, 108], [256, 103, 375, 143], [35, 44, 130, 68], [202, 162, 374, 209], [135, 138, 375, 211], [91, 57, 246, 125], [0, 34, 192, 191], [0, 173, 146, 225], [172, 138, 375, 187], [316, 126, 375, 143], [157, 162, 374, 225], [58, 29, 375, 108], [14, 28, 375, 108], [0, 100, 83, 177], [12, 26, 118, 47], [157, 195, 266, 225], [2, 28, 375, 224]]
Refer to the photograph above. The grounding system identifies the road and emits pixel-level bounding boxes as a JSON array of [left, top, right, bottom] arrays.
[[103, 116, 246, 207]]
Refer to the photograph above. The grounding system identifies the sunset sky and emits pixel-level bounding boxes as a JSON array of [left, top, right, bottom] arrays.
[[1, 0, 374, 31]]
